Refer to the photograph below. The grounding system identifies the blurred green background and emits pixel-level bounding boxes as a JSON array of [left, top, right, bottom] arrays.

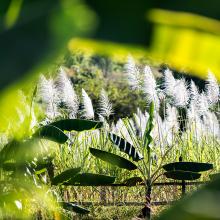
[[1, 0, 220, 89]]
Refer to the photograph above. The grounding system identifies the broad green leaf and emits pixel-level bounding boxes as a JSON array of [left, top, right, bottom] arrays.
[[122, 177, 144, 186], [164, 170, 201, 181], [65, 173, 116, 186], [59, 202, 90, 214], [163, 162, 213, 172], [109, 133, 143, 162], [33, 125, 68, 144], [157, 176, 220, 220], [50, 119, 103, 132], [52, 167, 81, 185], [89, 147, 137, 170]]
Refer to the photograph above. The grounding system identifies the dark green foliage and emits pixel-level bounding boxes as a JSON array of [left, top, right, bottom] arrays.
[[59, 202, 90, 214], [35, 156, 54, 174], [164, 170, 201, 180], [0, 0, 95, 90], [109, 133, 143, 162], [122, 177, 144, 186], [209, 173, 220, 180], [1, 161, 24, 172], [163, 162, 213, 172], [50, 119, 103, 132], [34, 125, 69, 144], [89, 147, 138, 170], [64, 173, 116, 186], [51, 167, 81, 185]]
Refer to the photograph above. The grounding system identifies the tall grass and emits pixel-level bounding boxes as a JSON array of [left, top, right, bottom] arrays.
[[0, 56, 220, 219]]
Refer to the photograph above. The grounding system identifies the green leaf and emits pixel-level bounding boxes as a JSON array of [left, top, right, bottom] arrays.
[[0, 139, 40, 163], [65, 173, 116, 186], [59, 202, 90, 214], [164, 170, 201, 181], [1, 161, 25, 172], [50, 119, 103, 132], [157, 174, 220, 220], [0, 140, 19, 163], [122, 177, 144, 186], [35, 156, 54, 172], [51, 167, 81, 185], [109, 133, 143, 162], [34, 125, 69, 144], [209, 173, 220, 180], [89, 148, 137, 170], [35, 168, 47, 175], [163, 162, 213, 172], [143, 102, 154, 148]]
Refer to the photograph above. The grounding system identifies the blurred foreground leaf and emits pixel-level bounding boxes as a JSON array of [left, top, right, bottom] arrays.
[[157, 176, 220, 220], [0, 0, 97, 90]]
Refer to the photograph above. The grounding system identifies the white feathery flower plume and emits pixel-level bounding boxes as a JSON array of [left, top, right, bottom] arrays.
[[99, 89, 113, 119], [133, 108, 149, 137], [142, 65, 160, 108], [163, 104, 179, 146], [37, 75, 60, 119], [173, 78, 189, 107], [187, 102, 199, 122], [81, 88, 94, 119], [196, 92, 209, 115], [186, 103, 204, 141], [124, 56, 141, 90], [164, 68, 176, 97], [190, 80, 199, 102], [203, 111, 220, 138], [164, 69, 189, 107], [152, 113, 166, 153], [205, 71, 219, 106], [55, 67, 79, 118]]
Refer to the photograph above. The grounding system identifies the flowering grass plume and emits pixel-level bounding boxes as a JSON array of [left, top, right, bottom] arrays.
[[124, 56, 141, 90], [142, 65, 160, 108], [205, 70, 219, 106], [37, 75, 60, 119], [173, 78, 189, 107], [164, 68, 176, 97], [81, 88, 94, 119], [55, 67, 79, 118], [98, 89, 113, 119]]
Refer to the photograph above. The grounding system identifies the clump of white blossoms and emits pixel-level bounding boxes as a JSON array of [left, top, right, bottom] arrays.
[[124, 56, 220, 148]]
